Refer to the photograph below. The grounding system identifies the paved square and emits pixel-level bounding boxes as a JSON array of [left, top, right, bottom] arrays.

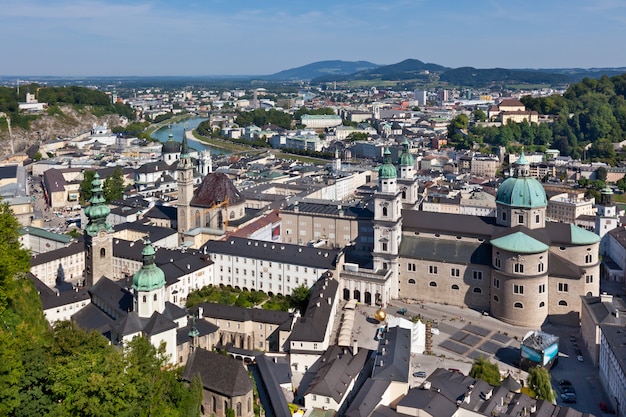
[[492, 332, 512, 344], [468, 350, 490, 360], [478, 341, 502, 355], [440, 339, 470, 355], [463, 324, 491, 337]]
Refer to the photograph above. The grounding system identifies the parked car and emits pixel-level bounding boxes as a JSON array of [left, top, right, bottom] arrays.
[[413, 371, 427, 378], [561, 392, 577, 403], [558, 379, 572, 387]]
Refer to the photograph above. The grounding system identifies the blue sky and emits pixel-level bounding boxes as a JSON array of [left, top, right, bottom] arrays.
[[2, 0, 626, 76]]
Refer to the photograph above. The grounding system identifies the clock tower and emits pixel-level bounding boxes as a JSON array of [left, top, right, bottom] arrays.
[[372, 148, 402, 301], [177, 130, 194, 240], [84, 172, 114, 287]]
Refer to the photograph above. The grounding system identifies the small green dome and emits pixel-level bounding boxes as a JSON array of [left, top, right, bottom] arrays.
[[132, 239, 166, 292], [379, 148, 397, 179], [496, 152, 547, 208], [398, 140, 414, 167]]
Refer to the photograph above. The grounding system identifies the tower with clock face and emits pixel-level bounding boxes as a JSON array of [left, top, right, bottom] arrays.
[[177, 130, 194, 241], [372, 148, 402, 302], [84, 173, 114, 287]]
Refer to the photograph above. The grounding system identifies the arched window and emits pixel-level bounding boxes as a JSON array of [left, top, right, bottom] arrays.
[[195, 209, 201, 228], [100, 248, 106, 258], [408, 279, 416, 284], [429, 281, 437, 287], [402, 190, 406, 199], [143, 295, 147, 303], [230, 211, 235, 219], [514, 302, 523, 309], [473, 287, 482, 294], [153, 294, 157, 301], [213, 397, 217, 413], [451, 284, 459, 290], [237, 402, 242, 417], [539, 301, 545, 308], [558, 300, 568, 306], [248, 398, 251, 413], [382, 207, 388, 216], [585, 254, 592, 263]]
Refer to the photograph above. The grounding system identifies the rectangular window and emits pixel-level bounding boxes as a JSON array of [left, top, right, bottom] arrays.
[[539, 284, 545, 294], [536, 214, 540, 223], [538, 263, 544, 273], [518, 214, 524, 224], [382, 242, 388, 251], [429, 265, 438, 274], [558, 282, 569, 292], [513, 284, 524, 294], [451, 268, 460, 277], [472, 271, 482, 280], [586, 275, 593, 284], [493, 278, 500, 288], [514, 263, 524, 273], [495, 258, 501, 269]]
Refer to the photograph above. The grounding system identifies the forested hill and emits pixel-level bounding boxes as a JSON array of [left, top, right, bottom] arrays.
[[439, 67, 571, 87], [448, 73, 626, 166], [262, 60, 380, 81]]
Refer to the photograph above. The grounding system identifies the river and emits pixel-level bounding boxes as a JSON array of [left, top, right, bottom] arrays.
[[150, 116, 231, 156]]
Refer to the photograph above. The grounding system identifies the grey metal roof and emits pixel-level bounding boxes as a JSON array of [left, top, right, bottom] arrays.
[[305, 345, 370, 402], [600, 324, 626, 379], [402, 210, 496, 238], [255, 355, 293, 417], [201, 237, 340, 270], [345, 378, 392, 417], [397, 388, 457, 417], [281, 201, 373, 220], [193, 303, 293, 326], [371, 327, 411, 383], [176, 318, 220, 346], [290, 276, 338, 343], [399, 235, 491, 265], [182, 348, 254, 397]]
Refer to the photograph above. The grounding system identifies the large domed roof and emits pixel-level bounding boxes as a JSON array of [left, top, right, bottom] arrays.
[[162, 134, 181, 154], [132, 239, 165, 292], [496, 152, 547, 209], [190, 172, 244, 207]]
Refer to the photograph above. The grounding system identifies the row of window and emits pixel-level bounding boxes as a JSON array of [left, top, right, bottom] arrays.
[[418, 265, 483, 280], [501, 211, 541, 224], [411, 278, 591, 295], [492, 295, 567, 308]]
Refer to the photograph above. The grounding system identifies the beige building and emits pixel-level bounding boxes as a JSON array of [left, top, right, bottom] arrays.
[[471, 155, 499, 177], [547, 192, 595, 223]]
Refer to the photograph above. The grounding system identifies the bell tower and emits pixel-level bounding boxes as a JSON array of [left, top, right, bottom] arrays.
[[177, 130, 194, 240], [84, 172, 114, 287], [372, 148, 402, 301]]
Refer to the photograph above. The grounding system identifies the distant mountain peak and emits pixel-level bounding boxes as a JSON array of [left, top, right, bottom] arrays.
[[261, 60, 380, 81]]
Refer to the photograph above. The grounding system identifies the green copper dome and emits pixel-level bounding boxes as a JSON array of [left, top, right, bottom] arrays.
[[398, 140, 414, 167], [162, 133, 181, 154], [491, 231, 549, 254], [132, 238, 166, 292], [379, 147, 397, 179], [84, 173, 113, 237], [496, 153, 547, 209]]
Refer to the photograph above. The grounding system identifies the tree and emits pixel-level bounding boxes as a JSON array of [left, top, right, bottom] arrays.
[[103, 167, 125, 203], [527, 366, 554, 401], [616, 174, 626, 191], [473, 108, 487, 122], [469, 356, 501, 386], [595, 166, 608, 182], [290, 284, 310, 313], [79, 170, 96, 205]]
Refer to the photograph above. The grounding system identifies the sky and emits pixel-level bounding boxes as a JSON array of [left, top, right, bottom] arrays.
[[2, 0, 626, 76]]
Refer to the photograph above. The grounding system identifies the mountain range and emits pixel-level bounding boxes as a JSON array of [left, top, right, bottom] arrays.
[[261, 59, 626, 86]]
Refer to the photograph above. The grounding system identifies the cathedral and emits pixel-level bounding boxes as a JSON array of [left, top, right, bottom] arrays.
[[367, 148, 600, 328]]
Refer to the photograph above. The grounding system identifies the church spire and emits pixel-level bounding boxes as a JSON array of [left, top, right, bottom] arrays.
[[178, 129, 193, 170], [84, 173, 113, 237]]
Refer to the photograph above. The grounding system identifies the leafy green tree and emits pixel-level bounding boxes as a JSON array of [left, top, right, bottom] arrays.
[[103, 167, 125, 203], [527, 366, 554, 402], [616, 174, 626, 191], [346, 132, 369, 142], [473, 109, 487, 122], [596, 166, 608, 182], [290, 284, 310, 313], [469, 356, 501, 386], [79, 170, 96, 205], [0, 202, 31, 315]]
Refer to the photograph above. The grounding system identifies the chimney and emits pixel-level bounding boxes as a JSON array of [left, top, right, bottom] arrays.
[[198, 306, 203, 317], [352, 339, 358, 356]]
